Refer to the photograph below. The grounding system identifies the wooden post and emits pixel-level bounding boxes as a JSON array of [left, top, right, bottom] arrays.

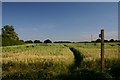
[[101, 29, 104, 72], [118, 2, 120, 61]]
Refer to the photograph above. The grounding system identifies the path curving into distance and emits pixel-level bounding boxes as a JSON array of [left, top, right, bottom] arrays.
[[64, 44, 84, 68], [69, 47, 84, 67]]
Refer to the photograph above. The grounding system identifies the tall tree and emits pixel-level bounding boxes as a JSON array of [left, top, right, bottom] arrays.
[[2, 25, 19, 40]]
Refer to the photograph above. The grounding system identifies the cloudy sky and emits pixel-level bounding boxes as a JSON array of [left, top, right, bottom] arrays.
[[2, 2, 118, 42]]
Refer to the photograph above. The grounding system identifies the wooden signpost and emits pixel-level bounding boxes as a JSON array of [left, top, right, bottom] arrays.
[[99, 29, 104, 72]]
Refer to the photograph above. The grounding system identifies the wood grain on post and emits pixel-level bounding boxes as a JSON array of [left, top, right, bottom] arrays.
[[101, 29, 104, 72]]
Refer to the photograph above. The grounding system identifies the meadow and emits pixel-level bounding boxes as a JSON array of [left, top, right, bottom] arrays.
[[2, 42, 119, 80], [66, 42, 119, 71]]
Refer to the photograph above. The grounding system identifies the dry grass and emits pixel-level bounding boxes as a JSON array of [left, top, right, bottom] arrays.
[[2, 43, 74, 79], [2, 42, 119, 79]]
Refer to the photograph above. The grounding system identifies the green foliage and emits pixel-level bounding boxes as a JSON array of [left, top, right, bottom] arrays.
[[1, 25, 24, 46], [34, 40, 42, 43], [2, 38, 24, 46], [44, 39, 52, 43], [2, 25, 19, 40], [25, 40, 33, 43], [109, 39, 115, 42]]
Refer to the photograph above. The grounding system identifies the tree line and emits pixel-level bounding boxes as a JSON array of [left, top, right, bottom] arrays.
[[1, 25, 119, 46], [25, 39, 52, 43], [1, 25, 54, 46], [92, 38, 119, 42]]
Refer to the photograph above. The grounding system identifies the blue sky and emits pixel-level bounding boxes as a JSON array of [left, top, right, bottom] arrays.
[[1, 0, 120, 2], [2, 2, 118, 42], [0, 1, 1, 31]]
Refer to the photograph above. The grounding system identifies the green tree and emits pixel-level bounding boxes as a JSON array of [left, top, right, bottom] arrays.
[[25, 40, 33, 43], [1, 25, 24, 46], [44, 39, 52, 43], [109, 39, 114, 42], [34, 40, 42, 43], [2, 25, 19, 40]]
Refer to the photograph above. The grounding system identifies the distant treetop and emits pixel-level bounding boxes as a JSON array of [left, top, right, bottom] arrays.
[[44, 39, 52, 43]]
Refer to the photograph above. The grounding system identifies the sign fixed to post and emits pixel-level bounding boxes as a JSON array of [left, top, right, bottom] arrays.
[[99, 29, 104, 72], [99, 34, 101, 38]]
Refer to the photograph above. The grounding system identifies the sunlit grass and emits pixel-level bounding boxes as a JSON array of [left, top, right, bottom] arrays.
[[2, 42, 119, 79], [2, 43, 74, 79], [66, 42, 118, 61]]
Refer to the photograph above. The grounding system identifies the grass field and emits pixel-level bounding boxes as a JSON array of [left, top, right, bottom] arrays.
[[67, 42, 118, 61], [2, 42, 119, 79], [2, 43, 74, 79], [66, 42, 119, 71]]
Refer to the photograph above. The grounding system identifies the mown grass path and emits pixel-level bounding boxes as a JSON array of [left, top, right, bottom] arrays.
[[69, 47, 84, 67], [64, 44, 84, 69], [63, 45, 113, 80]]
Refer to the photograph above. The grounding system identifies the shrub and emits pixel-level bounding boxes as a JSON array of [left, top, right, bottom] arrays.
[[25, 40, 33, 43], [34, 40, 42, 43], [44, 39, 52, 43], [2, 38, 24, 46]]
